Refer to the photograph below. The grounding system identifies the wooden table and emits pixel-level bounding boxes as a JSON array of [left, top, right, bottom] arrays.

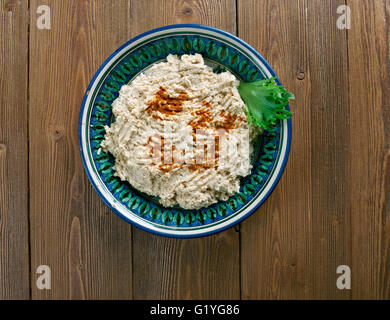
[[0, 0, 389, 300]]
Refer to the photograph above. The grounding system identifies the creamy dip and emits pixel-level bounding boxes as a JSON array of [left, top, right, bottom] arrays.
[[101, 54, 257, 209]]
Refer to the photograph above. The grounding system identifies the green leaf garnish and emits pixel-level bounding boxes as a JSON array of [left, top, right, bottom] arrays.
[[238, 77, 294, 130]]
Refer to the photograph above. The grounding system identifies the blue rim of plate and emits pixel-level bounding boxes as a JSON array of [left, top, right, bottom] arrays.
[[78, 24, 292, 238]]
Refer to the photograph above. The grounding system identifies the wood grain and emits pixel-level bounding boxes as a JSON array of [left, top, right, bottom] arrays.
[[0, 0, 30, 300], [347, 0, 390, 299], [29, 0, 133, 299], [238, 0, 313, 300], [129, 0, 240, 300], [0, 0, 388, 300], [306, 0, 351, 299], [238, 0, 352, 299], [239, 0, 390, 299]]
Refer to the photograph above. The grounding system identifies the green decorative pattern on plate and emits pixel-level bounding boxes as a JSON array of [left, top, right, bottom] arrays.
[[79, 25, 291, 237]]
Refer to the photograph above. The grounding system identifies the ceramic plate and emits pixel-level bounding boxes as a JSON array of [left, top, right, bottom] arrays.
[[79, 24, 292, 238]]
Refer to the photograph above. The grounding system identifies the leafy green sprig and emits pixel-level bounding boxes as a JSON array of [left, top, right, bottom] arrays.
[[238, 77, 294, 130]]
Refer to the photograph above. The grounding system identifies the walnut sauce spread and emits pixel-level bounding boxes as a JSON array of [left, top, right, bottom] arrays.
[[101, 54, 258, 209]]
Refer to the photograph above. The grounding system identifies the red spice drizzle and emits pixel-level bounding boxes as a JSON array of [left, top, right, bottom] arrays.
[[188, 101, 213, 129], [215, 110, 245, 131], [144, 88, 245, 173], [145, 87, 190, 117], [144, 134, 183, 173], [185, 101, 244, 172]]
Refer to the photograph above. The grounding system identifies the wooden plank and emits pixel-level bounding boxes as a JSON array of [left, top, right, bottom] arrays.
[[238, 0, 351, 299], [347, 0, 390, 299], [0, 0, 30, 300], [29, 0, 133, 299], [306, 0, 351, 299], [238, 0, 313, 299], [129, 0, 240, 299]]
